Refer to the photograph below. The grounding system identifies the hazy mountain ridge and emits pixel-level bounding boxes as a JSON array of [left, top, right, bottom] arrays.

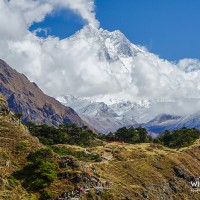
[[144, 112, 200, 134], [57, 94, 200, 134], [57, 95, 138, 133]]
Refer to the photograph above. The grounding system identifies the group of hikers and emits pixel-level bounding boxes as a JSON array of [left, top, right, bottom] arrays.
[[54, 180, 111, 200]]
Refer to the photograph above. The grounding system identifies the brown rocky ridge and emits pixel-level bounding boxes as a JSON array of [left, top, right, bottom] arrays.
[[0, 59, 84, 127]]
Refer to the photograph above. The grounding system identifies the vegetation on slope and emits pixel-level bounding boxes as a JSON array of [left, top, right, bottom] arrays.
[[0, 95, 200, 200], [15, 148, 57, 190], [99, 126, 200, 148], [51, 146, 102, 162], [155, 127, 200, 148], [99, 126, 153, 143], [25, 122, 99, 147], [25, 122, 153, 147], [25, 120, 200, 149]]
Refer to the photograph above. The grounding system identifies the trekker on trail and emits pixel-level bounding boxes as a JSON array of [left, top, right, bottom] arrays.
[[61, 192, 67, 198], [92, 167, 96, 173], [83, 184, 87, 190], [71, 190, 74, 197], [95, 181, 98, 187], [5, 160, 9, 167], [106, 180, 110, 188], [64, 172, 69, 179]]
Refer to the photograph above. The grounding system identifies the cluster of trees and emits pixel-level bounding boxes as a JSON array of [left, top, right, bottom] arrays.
[[99, 126, 152, 143], [25, 122, 97, 146], [16, 148, 57, 190], [24, 120, 200, 149], [99, 126, 200, 148], [25, 121, 153, 146], [155, 127, 200, 148]]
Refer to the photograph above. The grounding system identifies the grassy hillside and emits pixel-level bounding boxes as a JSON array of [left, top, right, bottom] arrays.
[[83, 141, 200, 199], [0, 95, 42, 199], [0, 96, 200, 200]]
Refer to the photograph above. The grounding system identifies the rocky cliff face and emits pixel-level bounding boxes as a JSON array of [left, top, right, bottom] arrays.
[[0, 59, 84, 126]]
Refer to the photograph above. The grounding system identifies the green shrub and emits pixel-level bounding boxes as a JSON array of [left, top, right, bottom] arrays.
[[16, 148, 57, 190], [29, 148, 54, 162], [1, 152, 9, 160], [8, 176, 18, 187], [40, 189, 52, 200], [33, 178, 48, 189], [35, 161, 57, 182], [51, 146, 73, 156], [16, 141, 28, 151]]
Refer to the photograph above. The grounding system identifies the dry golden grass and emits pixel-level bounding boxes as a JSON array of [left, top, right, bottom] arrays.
[[87, 142, 200, 200]]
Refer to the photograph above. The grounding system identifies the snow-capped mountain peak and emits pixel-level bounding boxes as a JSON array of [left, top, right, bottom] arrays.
[[69, 24, 144, 66], [55, 25, 200, 133]]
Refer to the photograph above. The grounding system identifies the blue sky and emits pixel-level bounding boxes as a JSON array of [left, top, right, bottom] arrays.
[[30, 0, 200, 61]]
